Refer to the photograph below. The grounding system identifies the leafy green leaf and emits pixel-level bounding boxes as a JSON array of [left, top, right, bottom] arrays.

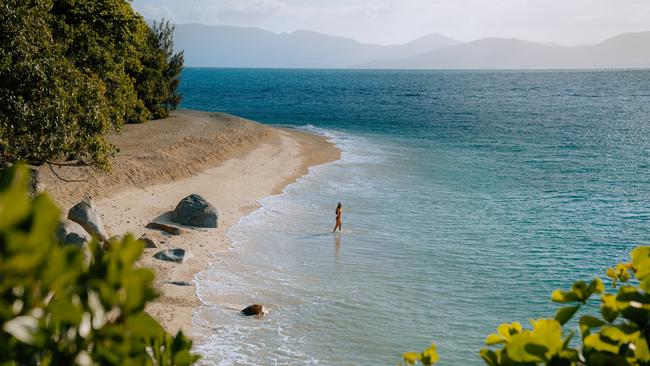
[[479, 349, 499, 366], [125, 313, 165, 340], [632, 247, 650, 281], [403, 352, 421, 365], [420, 344, 439, 365], [583, 333, 619, 354], [0, 165, 31, 231], [579, 315, 606, 336], [554, 306, 580, 325]]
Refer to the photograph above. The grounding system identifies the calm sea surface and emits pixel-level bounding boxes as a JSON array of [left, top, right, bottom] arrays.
[[180, 69, 650, 365]]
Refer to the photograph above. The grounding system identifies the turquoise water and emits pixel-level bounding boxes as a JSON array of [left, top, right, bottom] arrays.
[[181, 69, 650, 365]]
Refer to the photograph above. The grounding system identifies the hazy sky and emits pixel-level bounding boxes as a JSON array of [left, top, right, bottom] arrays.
[[132, 0, 650, 45]]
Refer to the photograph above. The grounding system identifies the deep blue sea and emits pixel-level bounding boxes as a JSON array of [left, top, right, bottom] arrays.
[[180, 68, 650, 365]]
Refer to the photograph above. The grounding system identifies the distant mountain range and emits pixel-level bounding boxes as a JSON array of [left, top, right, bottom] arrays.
[[172, 23, 458, 68], [361, 32, 650, 69], [165, 22, 650, 69]]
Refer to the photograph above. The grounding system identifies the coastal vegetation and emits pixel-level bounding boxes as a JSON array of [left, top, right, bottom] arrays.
[[0, 164, 199, 365], [0, 0, 183, 171], [403, 246, 650, 365]]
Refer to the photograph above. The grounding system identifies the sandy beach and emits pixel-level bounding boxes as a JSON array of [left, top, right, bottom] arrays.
[[41, 110, 340, 335]]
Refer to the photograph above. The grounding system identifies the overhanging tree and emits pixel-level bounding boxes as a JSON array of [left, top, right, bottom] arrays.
[[0, 0, 115, 170], [0, 0, 184, 171]]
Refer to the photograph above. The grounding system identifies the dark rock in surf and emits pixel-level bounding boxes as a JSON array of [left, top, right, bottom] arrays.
[[241, 304, 266, 317]]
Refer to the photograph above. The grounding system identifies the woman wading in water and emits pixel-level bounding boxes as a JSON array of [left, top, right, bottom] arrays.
[[333, 202, 343, 232]]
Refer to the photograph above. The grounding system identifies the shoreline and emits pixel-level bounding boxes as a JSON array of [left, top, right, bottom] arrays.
[[41, 110, 341, 335]]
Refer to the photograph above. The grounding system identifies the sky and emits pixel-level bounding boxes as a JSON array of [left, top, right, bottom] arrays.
[[132, 0, 650, 45]]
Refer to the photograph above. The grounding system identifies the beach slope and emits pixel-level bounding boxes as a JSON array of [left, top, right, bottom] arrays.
[[41, 110, 340, 334]]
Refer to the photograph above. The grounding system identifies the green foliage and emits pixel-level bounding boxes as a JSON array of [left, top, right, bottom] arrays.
[[0, 0, 114, 169], [550, 279, 604, 304], [50, 0, 151, 126], [402, 344, 439, 366], [0, 164, 199, 365], [0, 1, 184, 170], [134, 20, 184, 120], [406, 246, 650, 366], [481, 318, 577, 365]]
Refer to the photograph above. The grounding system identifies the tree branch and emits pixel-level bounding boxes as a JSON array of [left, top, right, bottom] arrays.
[[47, 162, 90, 183]]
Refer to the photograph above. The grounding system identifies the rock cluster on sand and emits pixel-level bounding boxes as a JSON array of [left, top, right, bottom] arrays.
[[68, 197, 110, 241], [171, 194, 219, 228], [149, 194, 218, 264]]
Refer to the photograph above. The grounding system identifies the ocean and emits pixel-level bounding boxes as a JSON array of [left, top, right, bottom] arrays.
[[180, 68, 650, 365]]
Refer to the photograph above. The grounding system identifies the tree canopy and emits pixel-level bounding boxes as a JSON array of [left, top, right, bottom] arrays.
[[0, 0, 184, 171]]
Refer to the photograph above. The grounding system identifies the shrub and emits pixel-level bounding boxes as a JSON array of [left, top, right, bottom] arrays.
[[402, 246, 650, 365], [0, 164, 199, 365]]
